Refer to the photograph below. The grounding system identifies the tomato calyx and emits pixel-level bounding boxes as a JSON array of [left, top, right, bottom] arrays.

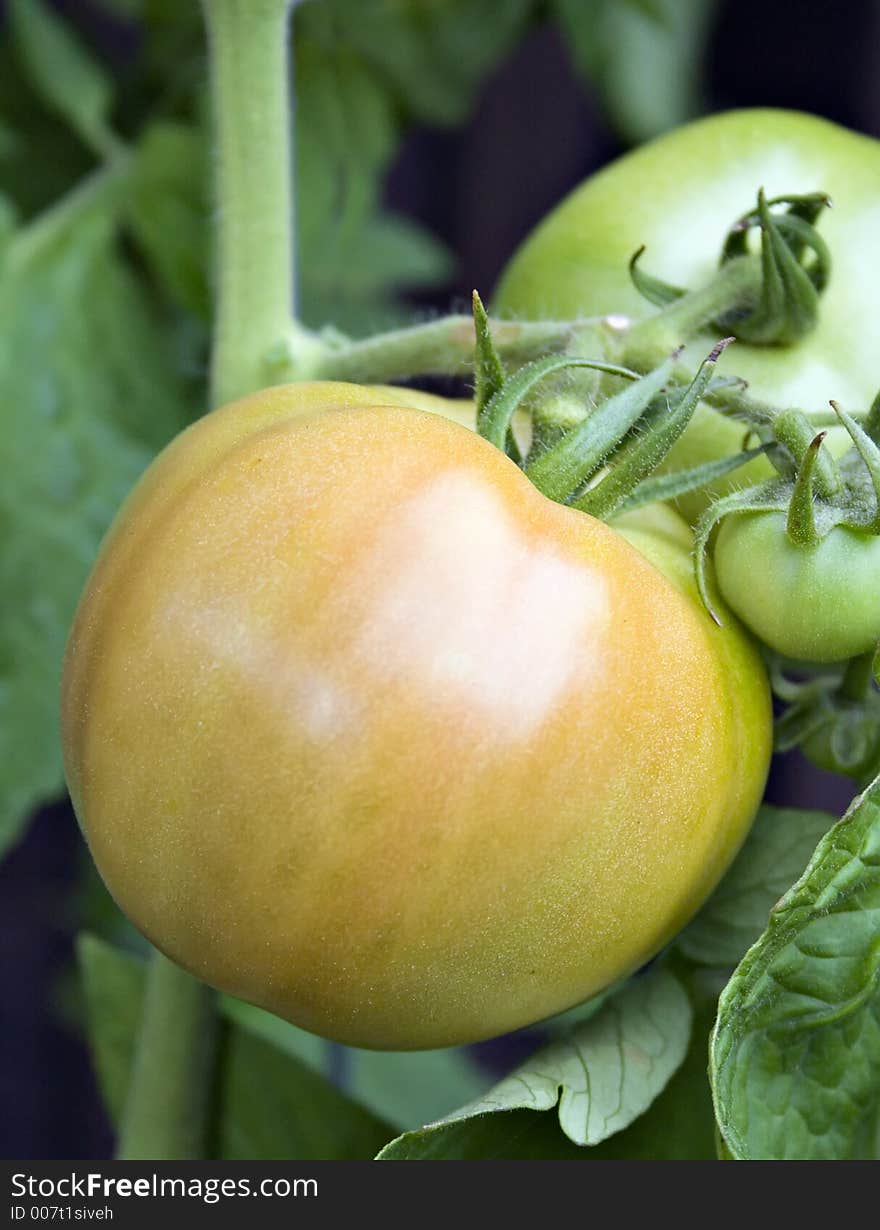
[[628, 190, 833, 350], [693, 390, 880, 661], [472, 292, 761, 519], [774, 650, 880, 783]]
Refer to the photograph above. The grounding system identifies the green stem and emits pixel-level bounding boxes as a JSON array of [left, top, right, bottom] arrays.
[[841, 652, 877, 703], [775, 409, 840, 497], [623, 256, 760, 363], [116, 953, 218, 1160], [311, 314, 603, 385], [117, 0, 309, 1160], [202, 0, 320, 406]]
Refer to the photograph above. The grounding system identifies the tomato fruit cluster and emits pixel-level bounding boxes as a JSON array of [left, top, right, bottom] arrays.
[[62, 382, 771, 1049], [496, 109, 880, 514]]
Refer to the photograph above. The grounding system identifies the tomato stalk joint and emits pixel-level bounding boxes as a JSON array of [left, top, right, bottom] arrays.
[[628, 190, 832, 349], [472, 292, 749, 518], [695, 390, 880, 664]]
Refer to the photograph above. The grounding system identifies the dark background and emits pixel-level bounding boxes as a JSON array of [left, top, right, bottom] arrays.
[[2, 0, 877, 1159]]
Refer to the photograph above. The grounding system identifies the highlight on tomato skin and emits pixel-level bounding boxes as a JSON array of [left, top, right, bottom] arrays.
[[60, 382, 772, 1051]]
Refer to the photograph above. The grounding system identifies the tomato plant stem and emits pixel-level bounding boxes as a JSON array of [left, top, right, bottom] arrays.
[[202, 0, 321, 406], [116, 953, 218, 1159], [622, 256, 761, 364], [841, 651, 878, 703], [116, 0, 310, 1159], [311, 314, 606, 384]]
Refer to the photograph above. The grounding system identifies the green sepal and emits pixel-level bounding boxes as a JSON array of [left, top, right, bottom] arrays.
[[471, 289, 521, 462], [773, 407, 841, 496], [864, 388, 880, 445], [522, 357, 672, 503], [766, 654, 828, 705], [692, 480, 791, 624], [720, 191, 831, 283], [471, 289, 505, 418], [628, 244, 686, 307], [575, 339, 730, 520], [630, 189, 831, 349], [478, 354, 639, 456], [773, 698, 833, 755], [831, 400, 880, 531], [616, 444, 771, 513], [785, 431, 826, 546], [721, 190, 828, 345]]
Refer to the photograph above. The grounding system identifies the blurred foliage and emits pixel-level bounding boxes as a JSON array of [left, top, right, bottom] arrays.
[[7, 0, 119, 157], [78, 936, 396, 1159], [222, 996, 493, 1133], [554, 0, 717, 143], [0, 202, 195, 857], [0, 0, 716, 858], [0, 0, 729, 1160]]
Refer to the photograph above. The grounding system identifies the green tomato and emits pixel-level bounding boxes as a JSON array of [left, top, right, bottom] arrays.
[[495, 109, 880, 518], [714, 511, 880, 663]]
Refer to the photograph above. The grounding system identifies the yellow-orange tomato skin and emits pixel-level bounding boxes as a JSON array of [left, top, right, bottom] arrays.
[[62, 383, 771, 1049]]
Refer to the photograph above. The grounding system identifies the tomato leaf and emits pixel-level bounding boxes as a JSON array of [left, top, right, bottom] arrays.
[[125, 122, 211, 320], [77, 936, 395, 1160], [382, 969, 720, 1161], [222, 999, 492, 1133], [294, 35, 453, 334], [379, 1107, 592, 1160], [293, 0, 538, 333], [378, 964, 691, 1157], [7, 0, 116, 156], [0, 207, 193, 858], [677, 805, 837, 968], [301, 0, 533, 129], [301, 212, 453, 336], [711, 778, 880, 1159], [214, 1029, 393, 1161], [580, 967, 721, 1160], [554, 0, 717, 144]]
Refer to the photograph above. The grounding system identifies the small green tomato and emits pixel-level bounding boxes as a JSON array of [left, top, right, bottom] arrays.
[[715, 510, 880, 663]]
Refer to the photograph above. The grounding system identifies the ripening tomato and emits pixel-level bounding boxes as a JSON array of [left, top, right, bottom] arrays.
[[495, 109, 880, 516], [61, 382, 771, 1049]]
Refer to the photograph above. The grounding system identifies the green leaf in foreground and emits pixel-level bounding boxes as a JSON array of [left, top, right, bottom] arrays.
[[711, 778, 880, 1159], [379, 964, 691, 1158], [584, 967, 721, 1160], [78, 936, 394, 1160], [0, 208, 192, 858], [678, 805, 836, 968]]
